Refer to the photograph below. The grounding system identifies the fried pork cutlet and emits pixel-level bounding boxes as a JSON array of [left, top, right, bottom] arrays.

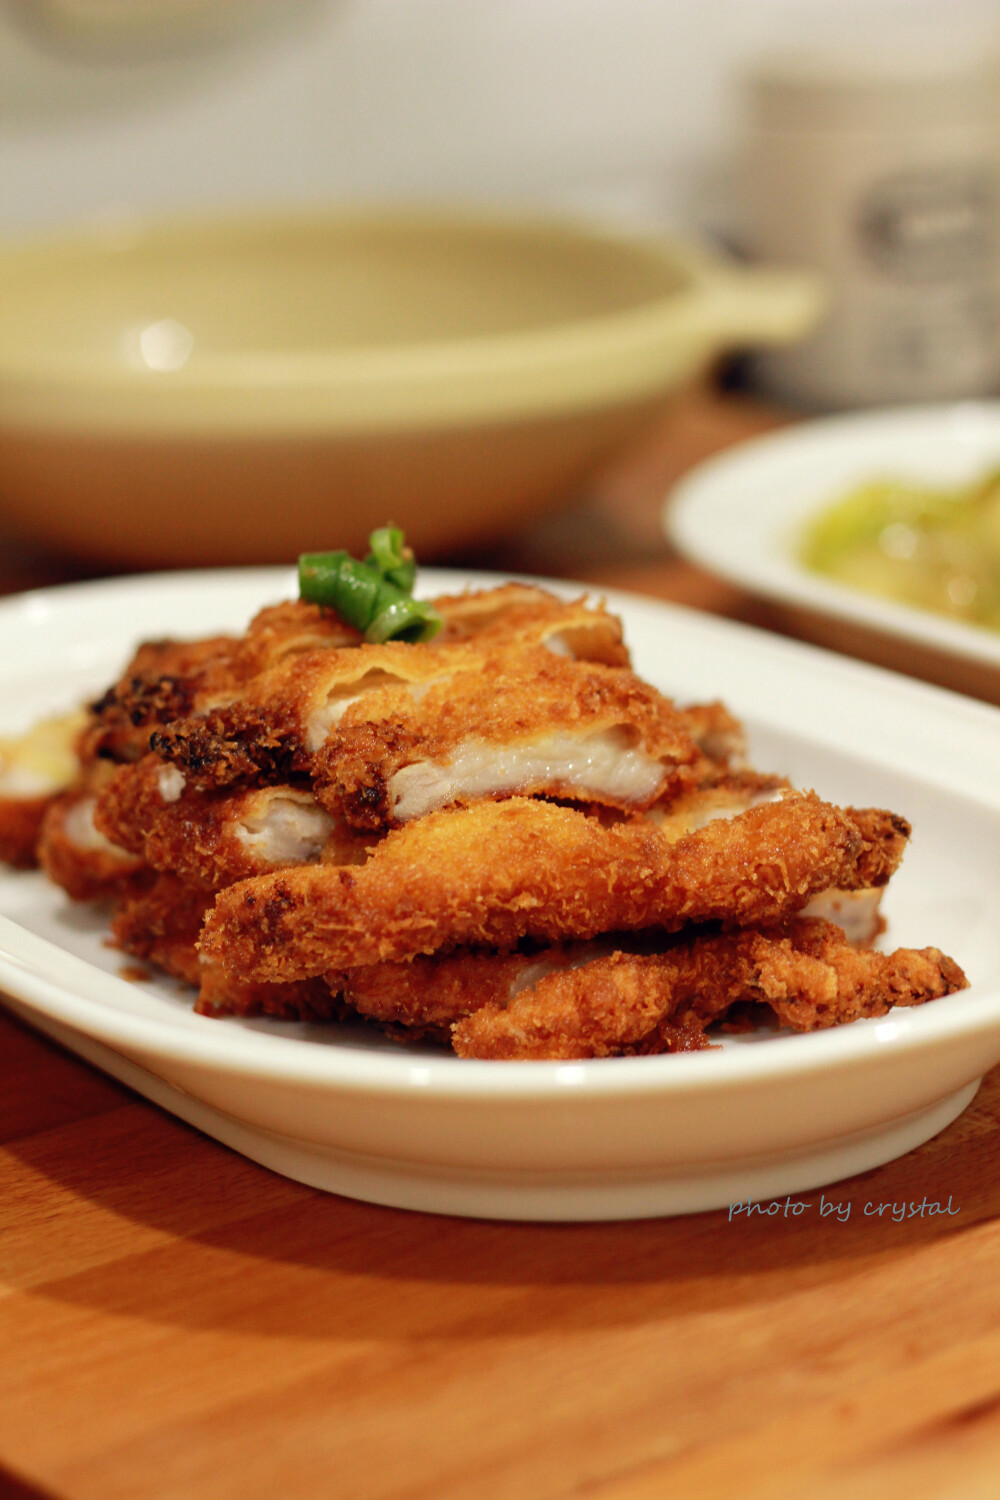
[[201, 792, 910, 981], [448, 919, 968, 1060], [1, 570, 967, 1066], [85, 586, 628, 776], [315, 647, 707, 829], [94, 754, 373, 890], [37, 786, 146, 901], [110, 872, 344, 1020], [147, 638, 492, 790], [431, 584, 630, 665], [110, 871, 209, 987], [81, 633, 242, 766], [196, 914, 965, 1054], [647, 771, 889, 945], [145, 658, 736, 830]]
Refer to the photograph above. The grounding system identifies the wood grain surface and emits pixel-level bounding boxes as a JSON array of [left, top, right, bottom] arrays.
[[2, 385, 1000, 1499]]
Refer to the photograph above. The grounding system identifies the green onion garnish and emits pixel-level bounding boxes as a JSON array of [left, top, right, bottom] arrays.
[[298, 528, 442, 643], [365, 525, 417, 593]]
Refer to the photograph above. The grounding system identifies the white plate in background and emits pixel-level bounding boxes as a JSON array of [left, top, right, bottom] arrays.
[[1, 568, 999, 1221], [665, 402, 1000, 671]]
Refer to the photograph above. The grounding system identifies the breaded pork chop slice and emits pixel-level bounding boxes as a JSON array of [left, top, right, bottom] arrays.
[[201, 792, 910, 980], [147, 609, 638, 800], [109, 872, 342, 1020], [246, 583, 629, 664], [147, 637, 491, 790], [87, 585, 628, 772], [432, 584, 630, 665], [94, 754, 375, 891], [647, 771, 894, 946], [205, 914, 962, 1050], [447, 919, 969, 1060], [37, 775, 146, 902], [315, 646, 707, 829]]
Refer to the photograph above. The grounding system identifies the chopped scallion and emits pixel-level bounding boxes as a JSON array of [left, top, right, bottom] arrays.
[[298, 529, 442, 643]]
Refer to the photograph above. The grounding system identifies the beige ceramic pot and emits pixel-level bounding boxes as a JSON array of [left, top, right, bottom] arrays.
[[0, 208, 823, 566]]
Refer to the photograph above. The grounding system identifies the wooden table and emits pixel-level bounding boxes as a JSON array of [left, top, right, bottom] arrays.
[[3, 387, 1000, 1500]]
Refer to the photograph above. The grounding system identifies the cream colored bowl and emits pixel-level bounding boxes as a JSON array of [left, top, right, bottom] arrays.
[[0, 209, 823, 567]]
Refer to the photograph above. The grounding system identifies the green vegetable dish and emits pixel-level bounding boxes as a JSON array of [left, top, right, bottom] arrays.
[[299, 526, 442, 643], [798, 470, 1000, 632]]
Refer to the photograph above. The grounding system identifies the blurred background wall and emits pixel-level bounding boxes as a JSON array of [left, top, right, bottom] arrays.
[[0, 0, 996, 241]]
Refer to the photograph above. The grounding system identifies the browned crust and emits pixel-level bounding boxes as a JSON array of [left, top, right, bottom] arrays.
[[110, 871, 344, 1020], [317, 647, 703, 829], [81, 633, 241, 766], [110, 872, 209, 987], [844, 807, 912, 887], [449, 919, 969, 1060], [200, 793, 907, 981], [193, 967, 347, 1022], [0, 794, 52, 868], [341, 950, 533, 1034], [94, 755, 373, 890], [432, 584, 630, 665], [36, 790, 146, 902]]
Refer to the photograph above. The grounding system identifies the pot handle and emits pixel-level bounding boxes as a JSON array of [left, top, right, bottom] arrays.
[[674, 260, 828, 347]]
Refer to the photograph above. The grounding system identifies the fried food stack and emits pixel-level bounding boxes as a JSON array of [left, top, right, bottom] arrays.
[[0, 583, 969, 1058]]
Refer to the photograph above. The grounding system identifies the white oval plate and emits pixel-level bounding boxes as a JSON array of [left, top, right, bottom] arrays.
[[665, 401, 1000, 670], [1, 568, 999, 1221]]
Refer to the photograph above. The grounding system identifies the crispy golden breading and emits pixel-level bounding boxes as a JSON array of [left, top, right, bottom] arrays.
[[451, 948, 726, 1059], [146, 639, 489, 790], [449, 919, 969, 1060], [110, 871, 343, 1019], [201, 792, 909, 980], [845, 807, 912, 887], [647, 769, 791, 838], [37, 788, 146, 901], [750, 918, 969, 1029], [84, 586, 626, 778], [81, 634, 241, 766], [316, 647, 704, 829], [339, 949, 548, 1035], [432, 584, 630, 665], [0, 794, 52, 869], [94, 755, 373, 890], [234, 599, 361, 672], [110, 872, 208, 986], [194, 968, 347, 1021]]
